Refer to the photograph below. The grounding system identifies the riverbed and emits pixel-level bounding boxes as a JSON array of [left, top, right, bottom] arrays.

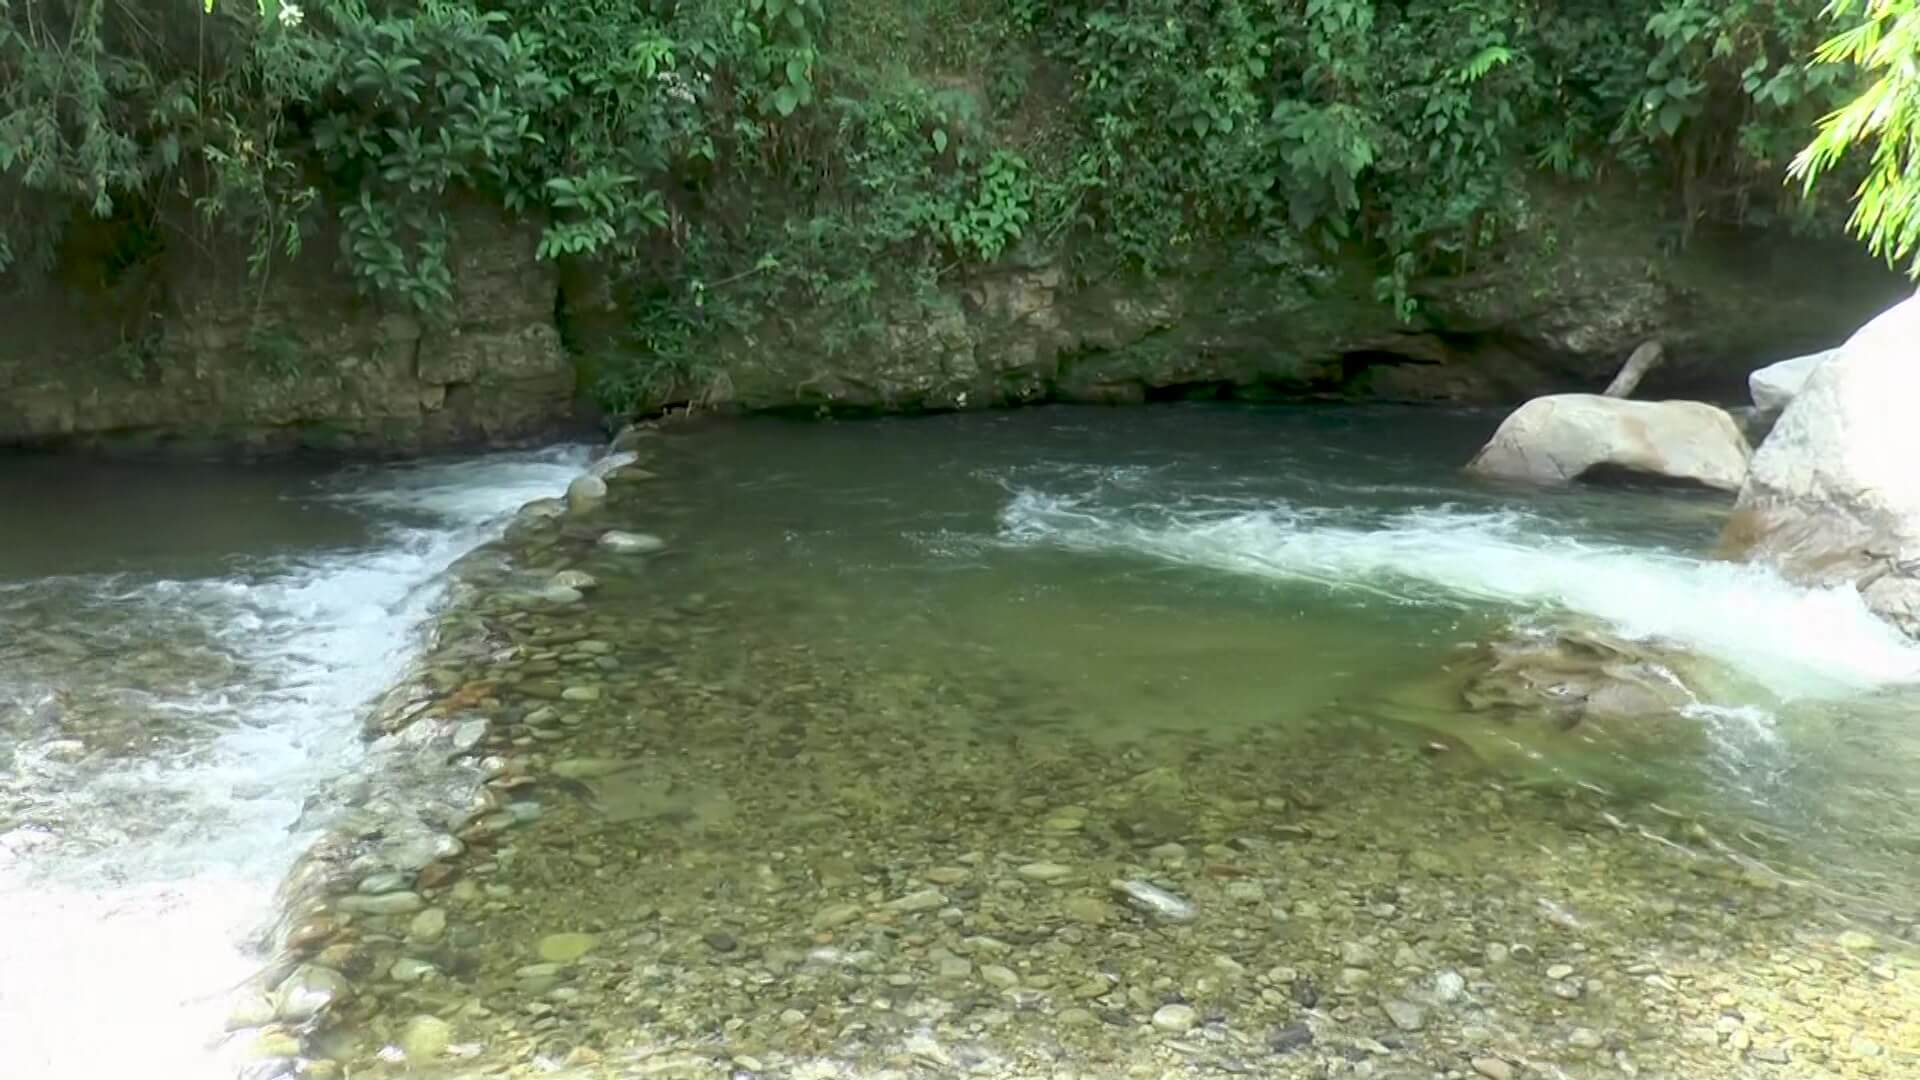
[[2, 406, 1916, 1079]]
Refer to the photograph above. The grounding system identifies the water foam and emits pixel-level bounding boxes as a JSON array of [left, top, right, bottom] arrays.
[[1000, 489, 1920, 699], [0, 446, 586, 1080]]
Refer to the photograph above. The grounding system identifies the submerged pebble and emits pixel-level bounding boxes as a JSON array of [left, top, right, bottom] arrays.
[[337, 891, 424, 916], [598, 530, 665, 554], [1152, 1003, 1199, 1033], [1111, 878, 1198, 921], [398, 1015, 453, 1060], [536, 932, 596, 963]]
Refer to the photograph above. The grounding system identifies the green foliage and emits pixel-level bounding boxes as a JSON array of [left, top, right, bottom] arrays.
[[0, 0, 1891, 411], [1793, 0, 1920, 278]]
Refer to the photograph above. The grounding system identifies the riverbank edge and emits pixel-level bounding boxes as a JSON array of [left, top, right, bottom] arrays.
[[217, 423, 669, 1077]]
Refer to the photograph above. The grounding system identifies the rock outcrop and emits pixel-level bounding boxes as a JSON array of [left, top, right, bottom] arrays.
[[1721, 294, 1920, 631], [2, 184, 1909, 452], [1749, 348, 1839, 422], [1, 202, 576, 454], [1465, 395, 1751, 490]]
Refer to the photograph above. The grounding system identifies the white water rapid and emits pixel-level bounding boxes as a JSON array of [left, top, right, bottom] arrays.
[[0, 447, 586, 1080], [1000, 489, 1920, 701]]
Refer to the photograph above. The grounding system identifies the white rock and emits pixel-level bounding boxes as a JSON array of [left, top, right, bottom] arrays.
[[1467, 394, 1750, 491], [589, 451, 641, 478], [1750, 348, 1840, 419], [549, 569, 599, 592], [1723, 294, 1920, 630], [275, 965, 353, 1021], [384, 833, 462, 871], [390, 957, 439, 983], [598, 530, 666, 555], [566, 474, 608, 513]]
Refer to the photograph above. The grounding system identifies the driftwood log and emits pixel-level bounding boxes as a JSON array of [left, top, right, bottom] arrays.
[[1602, 340, 1665, 398]]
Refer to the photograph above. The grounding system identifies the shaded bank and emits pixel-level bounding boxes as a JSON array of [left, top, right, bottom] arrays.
[[3, 189, 1906, 455]]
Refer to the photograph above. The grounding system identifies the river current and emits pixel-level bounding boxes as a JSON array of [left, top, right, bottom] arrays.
[[0, 448, 588, 1080], [1, 406, 1915, 1079]]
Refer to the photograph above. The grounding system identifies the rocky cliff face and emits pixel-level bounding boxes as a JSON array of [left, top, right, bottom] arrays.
[[2, 187, 1905, 453], [686, 192, 1908, 416], [1, 203, 575, 455]]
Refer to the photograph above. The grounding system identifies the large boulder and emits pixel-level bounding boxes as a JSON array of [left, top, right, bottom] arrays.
[[1466, 394, 1751, 490], [1749, 347, 1840, 420], [1721, 294, 1920, 631]]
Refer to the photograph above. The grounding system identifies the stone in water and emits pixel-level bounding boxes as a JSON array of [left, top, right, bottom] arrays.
[[537, 932, 596, 963]]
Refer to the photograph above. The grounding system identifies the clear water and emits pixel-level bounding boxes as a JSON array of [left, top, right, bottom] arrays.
[[624, 406, 1920, 918], [4, 405, 1919, 1080], [0, 448, 587, 1080]]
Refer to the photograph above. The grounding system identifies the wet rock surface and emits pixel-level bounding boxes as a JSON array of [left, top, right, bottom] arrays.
[[246, 424, 1920, 1080], [1723, 295, 1920, 633], [1466, 395, 1751, 491]]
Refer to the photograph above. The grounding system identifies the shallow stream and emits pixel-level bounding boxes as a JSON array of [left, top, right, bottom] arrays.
[[2, 406, 1915, 1079]]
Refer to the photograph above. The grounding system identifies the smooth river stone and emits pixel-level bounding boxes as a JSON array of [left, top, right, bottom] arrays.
[[537, 932, 597, 963], [812, 903, 862, 929], [408, 907, 447, 943], [337, 891, 425, 915], [588, 451, 640, 477], [358, 871, 409, 894], [1383, 999, 1426, 1031], [534, 585, 584, 605], [561, 685, 601, 702], [566, 474, 608, 513], [1152, 1003, 1198, 1033], [598, 530, 666, 555], [549, 570, 599, 592], [883, 888, 946, 913], [275, 965, 353, 1021], [389, 957, 438, 983], [1016, 861, 1074, 882], [400, 1015, 453, 1060]]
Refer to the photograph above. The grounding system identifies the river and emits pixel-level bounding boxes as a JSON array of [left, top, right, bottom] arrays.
[[1, 406, 1914, 1079], [0, 448, 588, 1079]]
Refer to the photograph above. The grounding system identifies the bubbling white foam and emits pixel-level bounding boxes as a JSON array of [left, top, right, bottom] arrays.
[[0, 445, 587, 1080], [1000, 489, 1920, 700]]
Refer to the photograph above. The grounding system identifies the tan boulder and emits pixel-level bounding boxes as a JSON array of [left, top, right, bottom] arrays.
[[1467, 394, 1750, 491]]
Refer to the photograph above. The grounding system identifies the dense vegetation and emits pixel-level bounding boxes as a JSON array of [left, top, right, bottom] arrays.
[[0, 1, 1907, 408]]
